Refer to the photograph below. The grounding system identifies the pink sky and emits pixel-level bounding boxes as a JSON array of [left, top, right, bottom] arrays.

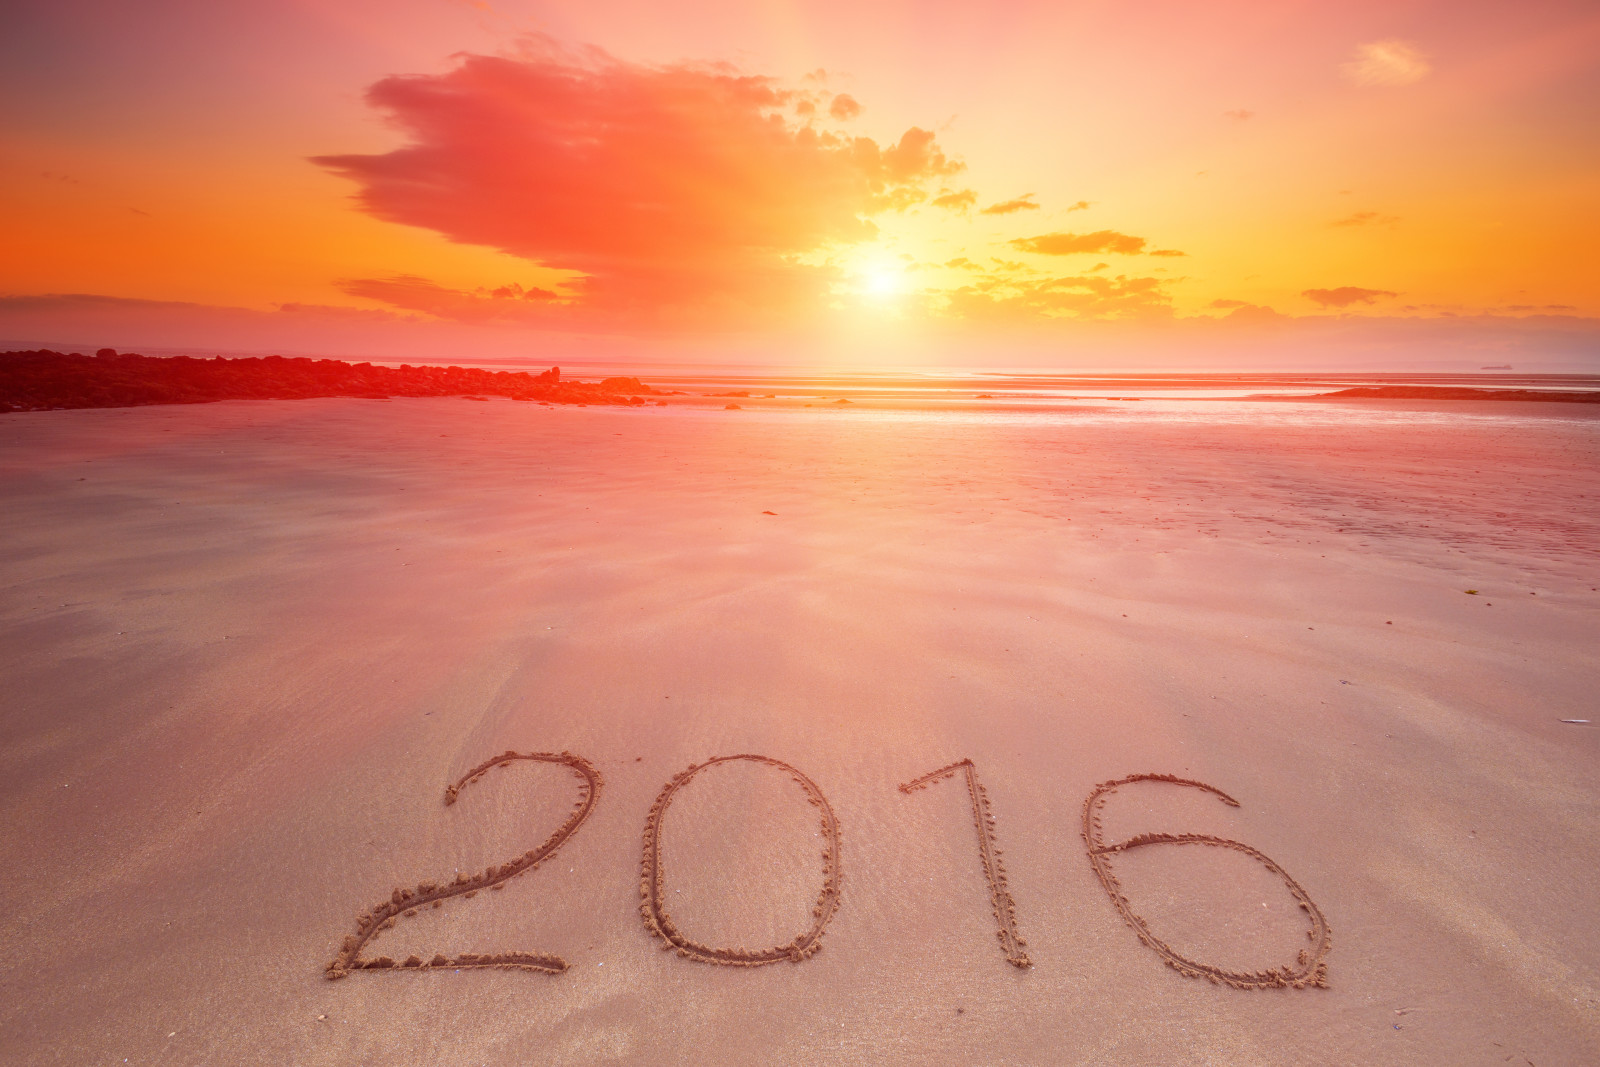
[[2, 0, 1597, 368]]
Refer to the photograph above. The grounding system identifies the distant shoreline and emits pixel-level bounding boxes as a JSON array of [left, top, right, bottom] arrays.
[[0, 349, 657, 414], [1313, 385, 1600, 403], [4, 348, 1599, 413]]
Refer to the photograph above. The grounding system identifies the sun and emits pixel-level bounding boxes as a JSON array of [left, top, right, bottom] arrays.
[[865, 268, 903, 296], [853, 260, 911, 302], [830, 251, 916, 310]]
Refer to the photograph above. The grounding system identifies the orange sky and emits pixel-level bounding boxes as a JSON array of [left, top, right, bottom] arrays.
[[2, 0, 1597, 368]]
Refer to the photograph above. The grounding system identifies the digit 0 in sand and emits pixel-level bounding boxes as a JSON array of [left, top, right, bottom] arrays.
[[639, 754, 843, 966]]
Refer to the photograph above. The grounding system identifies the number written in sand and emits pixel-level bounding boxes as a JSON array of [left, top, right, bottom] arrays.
[[326, 751, 1332, 992], [900, 759, 1031, 968], [639, 754, 843, 966], [325, 750, 602, 980], [1082, 774, 1333, 989]]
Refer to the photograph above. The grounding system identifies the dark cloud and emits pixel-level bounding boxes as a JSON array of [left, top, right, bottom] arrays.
[[1010, 230, 1147, 255], [1303, 286, 1398, 308], [1148, 249, 1186, 257], [828, 93, 861, 120]]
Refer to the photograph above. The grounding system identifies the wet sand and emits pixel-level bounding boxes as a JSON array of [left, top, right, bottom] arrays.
[[0, 397, 1596, 1065]]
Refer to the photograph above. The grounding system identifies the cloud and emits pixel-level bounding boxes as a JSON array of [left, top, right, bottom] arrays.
[[8, 291, 1599, 369], [1065, 201, 1090, 212], [828, 93, 861, 120], [338, 275, 562, 322], [932, 189, 978, 212], [1217, 302, 1283, 322], [0, 292, 394, 322], [1330, 211, 1399, 228], [1303, 286, 1399, 308], [980, 194, 1040, 216], [1343, 40, 1431, 87], [312, 39, 960, 323], [1010, 230, 1147, 255], [0, 291, 442, 354], [1223, 109, 1254, 121], [942, 272, 1174, 321], [1148, 248, 1186, 257], [874, 126, 959, 185]]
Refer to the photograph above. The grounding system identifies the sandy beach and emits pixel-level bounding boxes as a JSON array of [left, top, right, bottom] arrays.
[[1, 396, 1597, 1065]]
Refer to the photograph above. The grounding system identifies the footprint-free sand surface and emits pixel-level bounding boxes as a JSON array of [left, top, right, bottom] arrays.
[[1, 396, 1597, 1065]]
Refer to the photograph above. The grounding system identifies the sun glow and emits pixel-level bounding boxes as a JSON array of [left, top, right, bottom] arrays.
[[866, 269, 904, 297], [847, 257, 910, 303]]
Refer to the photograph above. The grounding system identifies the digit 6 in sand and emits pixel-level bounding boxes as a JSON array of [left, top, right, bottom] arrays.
[[1083, 773, 1333, 989]]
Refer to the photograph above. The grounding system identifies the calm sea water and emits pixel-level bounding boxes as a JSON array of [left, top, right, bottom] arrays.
[[391, 360, 1600, 403]]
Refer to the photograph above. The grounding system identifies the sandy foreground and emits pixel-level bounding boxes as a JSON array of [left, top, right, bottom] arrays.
[[0, 396, 1596, 1066]]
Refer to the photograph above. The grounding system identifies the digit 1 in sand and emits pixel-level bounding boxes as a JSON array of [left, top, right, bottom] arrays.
[[899, 759, 1031, 968]]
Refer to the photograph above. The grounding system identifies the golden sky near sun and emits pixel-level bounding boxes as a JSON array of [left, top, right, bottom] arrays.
[[1, 0, 1597, 365]]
